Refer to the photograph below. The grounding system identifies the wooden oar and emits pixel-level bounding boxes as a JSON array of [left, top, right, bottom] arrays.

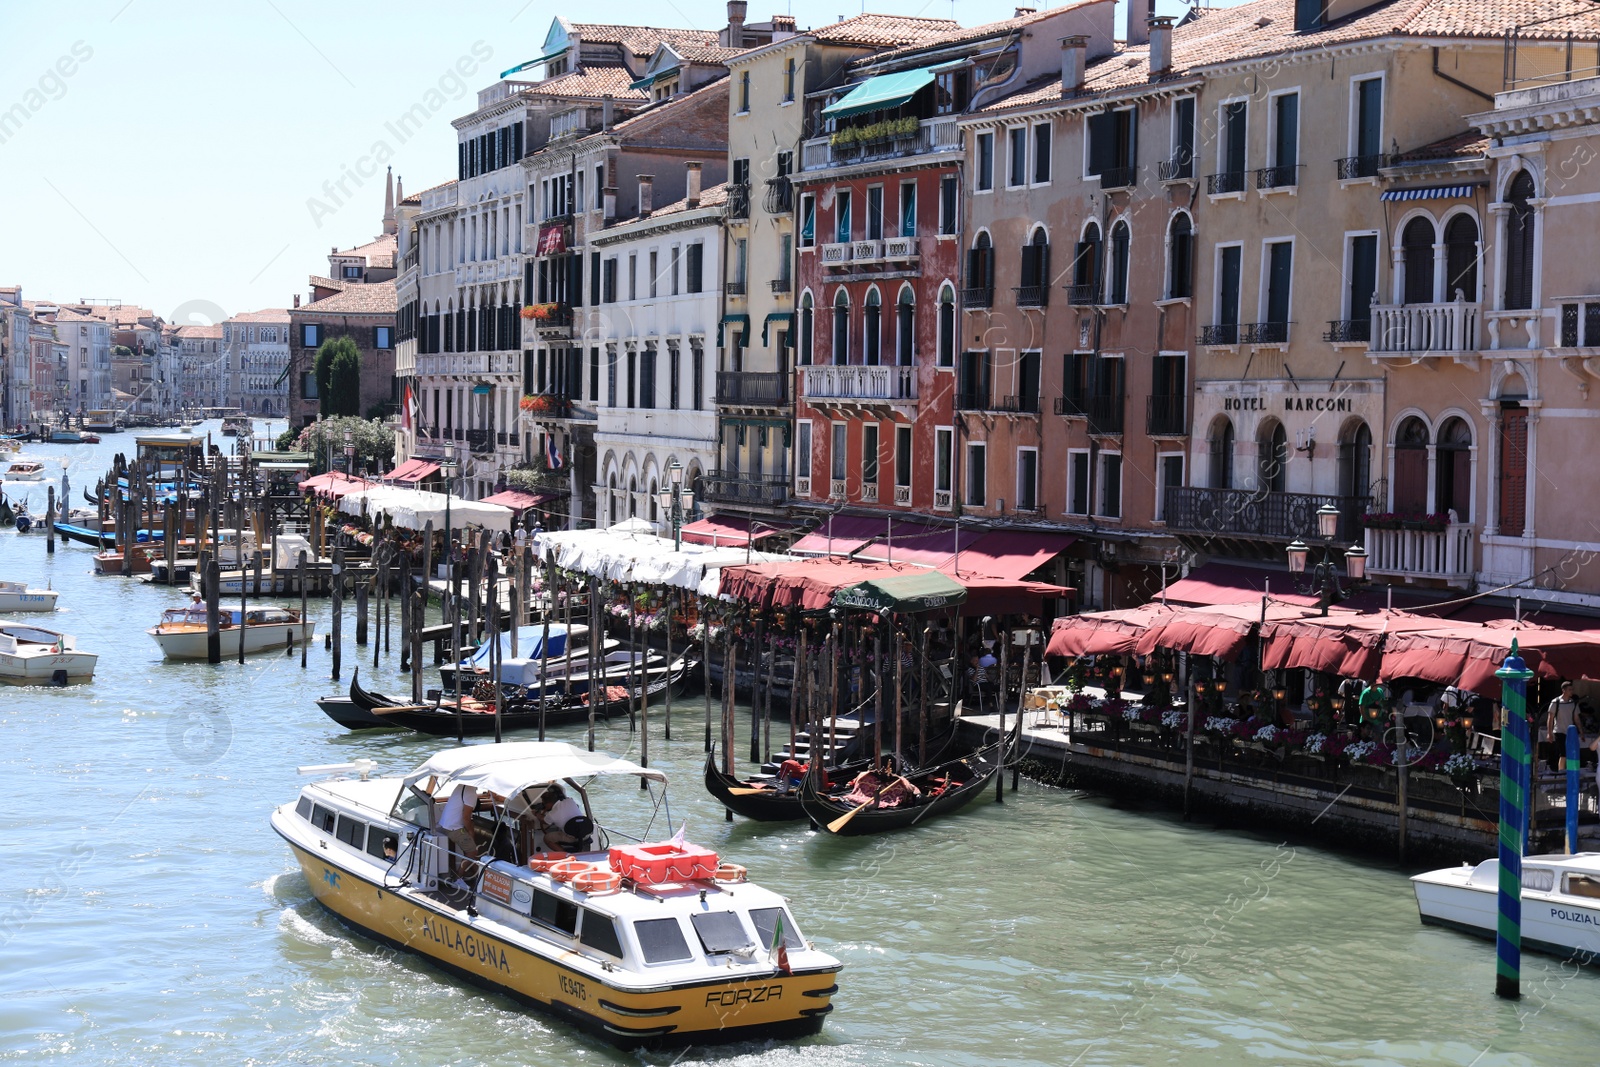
[[369, 703, 436, 715], [826, 776, 911, 833], [725, 786, 774, 796]]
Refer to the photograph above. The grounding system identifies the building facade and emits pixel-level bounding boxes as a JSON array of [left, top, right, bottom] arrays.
[[223, 309, 291, 415]]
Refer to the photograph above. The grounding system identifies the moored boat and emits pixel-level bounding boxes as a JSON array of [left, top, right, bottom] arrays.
[[0, 580, 58, 612], [1412, 853, 1600, 960], [52, 521, 115, 549], [0, 622, 97, 684], [703, 748, 872, 822], [147, 604, 315, 660], [270, 743, 841, 1047]]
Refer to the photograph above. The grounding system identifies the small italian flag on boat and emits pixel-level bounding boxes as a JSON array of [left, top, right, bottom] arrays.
[[769, 913, 791, 975]]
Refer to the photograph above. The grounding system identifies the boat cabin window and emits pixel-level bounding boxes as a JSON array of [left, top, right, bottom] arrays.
[[310, 804, 337, 834], [529, 888, 579, 935], [395, 786, 431, 825], [1524, 867, 1555, 892], [749, 907, 801, 949], [296, 797, 313, 820], [365, 826, 396, 860], [335, 815, 365, 849], [1565, 873, 1600, 899], [578, 910, 623, 958], [691, 911, 753, 956], [634, 917, 694, 964]]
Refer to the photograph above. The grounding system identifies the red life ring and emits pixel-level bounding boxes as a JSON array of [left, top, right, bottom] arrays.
[[527, 851, 570, 872], [549, 859, 590, 882], [573, 869, 621, 895], [713, 863, 747, 883]]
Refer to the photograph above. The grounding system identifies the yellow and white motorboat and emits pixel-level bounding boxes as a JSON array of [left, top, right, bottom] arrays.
[[270, 742, 841, 1048]]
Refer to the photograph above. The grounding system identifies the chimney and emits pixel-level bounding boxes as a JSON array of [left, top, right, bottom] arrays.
[[726, 0, 747, 47], [602, 94, 614, 130], [638, 174, 654, 216], [293, 294, 300, 309], [1148, 16, 1174, 77], [603, 185, 617, 220], [1126, 0, 1153, 47], [772, 14, 796, 35], [685, 161, 703, 208], [1059, 36, 1087, 96], [1014, 6, 1036, 16]]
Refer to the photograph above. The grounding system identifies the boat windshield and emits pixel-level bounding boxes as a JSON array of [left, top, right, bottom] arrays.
[[690, 911, 754, 955], [160, 608, 209, 625]]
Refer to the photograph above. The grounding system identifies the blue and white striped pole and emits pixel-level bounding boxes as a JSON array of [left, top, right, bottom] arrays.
[[1495, 639, 1534, 1001]]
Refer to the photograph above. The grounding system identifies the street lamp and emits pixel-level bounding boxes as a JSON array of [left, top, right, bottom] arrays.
[[656, 458, 695, 550], [1286, 504, 1369, 615], [342, 428, 355, 476], [441, 442, 458, 559]]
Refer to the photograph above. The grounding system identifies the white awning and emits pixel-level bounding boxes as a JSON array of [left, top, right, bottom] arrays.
[[538, 522, 792, 595], [404, 741, 665, 798], [337, 485, 514, 533]]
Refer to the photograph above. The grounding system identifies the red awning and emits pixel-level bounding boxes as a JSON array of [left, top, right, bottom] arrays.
[[954, 576, 1073, 616], [297, 471, 374, 498], [481, 489, 555, 512], [1134, 603, 1321, 660], [790, 515, 891, 557], [386, 458, 441, 483], [852, 518, 980, 568], [1159, 563, 1325, 609], [946, 529, 1075, 581], [1259, 612, 1442, 680], [1047, 603, 1175, 658], [679, 515, 794, 548], [1379, 623, 1600, 696]]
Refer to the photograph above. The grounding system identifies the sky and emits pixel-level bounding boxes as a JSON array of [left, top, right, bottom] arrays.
[[0, 0, 1239, 327]]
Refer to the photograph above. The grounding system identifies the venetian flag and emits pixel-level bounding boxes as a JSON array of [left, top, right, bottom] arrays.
[[401, 384, 416, 433], [545, 434, 564, 470], [769, 913, 791, 975]]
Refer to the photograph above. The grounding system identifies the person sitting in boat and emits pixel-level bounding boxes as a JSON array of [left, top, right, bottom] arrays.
[[774, 759, 808, 794], [535, 784, 586, 852], [841, 759, 921, 809]]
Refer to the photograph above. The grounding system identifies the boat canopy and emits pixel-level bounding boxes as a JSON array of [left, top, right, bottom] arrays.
[[404, 741, 666, 799], [458, 623, 572, 670]]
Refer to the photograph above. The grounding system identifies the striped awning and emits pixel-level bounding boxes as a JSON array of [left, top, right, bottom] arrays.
[[1380, 185, 1477, 202]]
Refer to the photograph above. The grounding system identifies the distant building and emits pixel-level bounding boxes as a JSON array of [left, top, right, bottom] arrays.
[[174, 324, 224, 410], [222, 309, 291, 415]]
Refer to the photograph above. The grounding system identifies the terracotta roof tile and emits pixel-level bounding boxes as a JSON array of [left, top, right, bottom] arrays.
[[809, 13, 959, 48], [570, 23, 719, 58], [333, 232, 397, 268], [225, 309, 291, 324], [309, 275, 348, 292], [866, 7, 1062, 63], [646, 180, 730, 216], [176, 324, 222, 339], [296, 281, 397, 316], [1394, 129, 1491, 163], [528, 65, 648, 102]]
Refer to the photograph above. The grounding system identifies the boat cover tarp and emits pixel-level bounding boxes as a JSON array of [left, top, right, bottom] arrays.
[[405, 741, 665, 797]]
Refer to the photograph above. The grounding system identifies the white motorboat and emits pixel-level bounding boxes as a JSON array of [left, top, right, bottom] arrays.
[[1412, 852, 1600, 959], [0, 580, 58, 612], [4, 459, 45, 482], [270, 742, 841, 1048], [0, 622, 97, 684], [147, 605, 315, 660]]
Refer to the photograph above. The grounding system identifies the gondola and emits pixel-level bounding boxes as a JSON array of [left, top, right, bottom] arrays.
[[702, 747, 873, 822], [314, 670, 408, 730], [798, 719, 1019, 836], [341, 654, 698, 736], [52, 522, 114, 548]]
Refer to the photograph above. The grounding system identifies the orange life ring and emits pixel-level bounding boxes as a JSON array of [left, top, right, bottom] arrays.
[[527, 851, 570, 872], [713, 863, 747, 883], [573, 869, 622, 895], [549, 859, 590, 882]]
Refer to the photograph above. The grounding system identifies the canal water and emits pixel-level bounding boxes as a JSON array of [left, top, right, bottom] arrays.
[[2, 423, 1597, 1066]]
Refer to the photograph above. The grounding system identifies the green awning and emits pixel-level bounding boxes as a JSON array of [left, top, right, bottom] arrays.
[[500, 47, 569, 79], [821, 67, 936, 121], [762, 312, 795, 346], [627, 67, 677, 92], [833, 571, 968, 615], [717, 314, 750, 347]]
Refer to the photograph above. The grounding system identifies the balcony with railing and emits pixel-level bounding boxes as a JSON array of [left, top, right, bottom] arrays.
[[770, 275, 792, 295], [1054, 394, 1087, 417], [961, 286, 993, 309], [1159, 156, 1195, 181], [1323, 319, 1372, 344], [702, 470, 787, 506], [1065, 283, 1101, 307], [715, 370, 788, 407], [1014, 285, 1049, 308], [821, 242, 852, 266], [800, 116, 961, 170], [726, 183, 751, 220], [1336, 154, 1389, 180], [1146, 393, 1187, 436], [1085, 394, 1124, 435], [1207, 170, 1246, 195], [1100, 166, 1137, 190], [800, 364, 917, 405], [724, 279, 747, 297], [1364, 520, 1475, 585], [466, 428, 493, 454], [529, 303, 574, 338], [1197, 323, 1239, 347], [1241, 321, 1291, 346], [852, 239, 882, 263], [1367, 299, 1480, 356], [763, 176, 792, 214], [1255, 164, 1300, 190], [1163, 487, 1371, 542], [883, 235, 919, 260]]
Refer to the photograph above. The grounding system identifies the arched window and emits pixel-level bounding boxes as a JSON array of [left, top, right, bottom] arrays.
[[608, 472, 617, 525], [1258, 419, 1287, 493], [798, 292, 814, 366], [937, 285, 955, 367], [1402, 217, 1436, 304], [1072, 222, 1102, 302], [896, 287, 915, 365], [864, 288, 881, 365], [1019, 227, 1049, 302], [1167, 213, 1193, 299], [1108, 220, 1131, 305], [831, 289, 849, 364], [1504, 171, 1537, 310], [1435, 416, 1471, 520], [628, 475, 638, 518], [1444, 215, 1479, 302], [1393, 416, 1430, 512], [966, 232, 993, 298], [1338, 420, 1372, 500], [648, 478, 659, 522], [1208, 416, 1235, 489]]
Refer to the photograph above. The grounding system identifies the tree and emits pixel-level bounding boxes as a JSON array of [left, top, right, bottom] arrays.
[[292, 416, 395, 473], [313, 335, 362, 418]]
